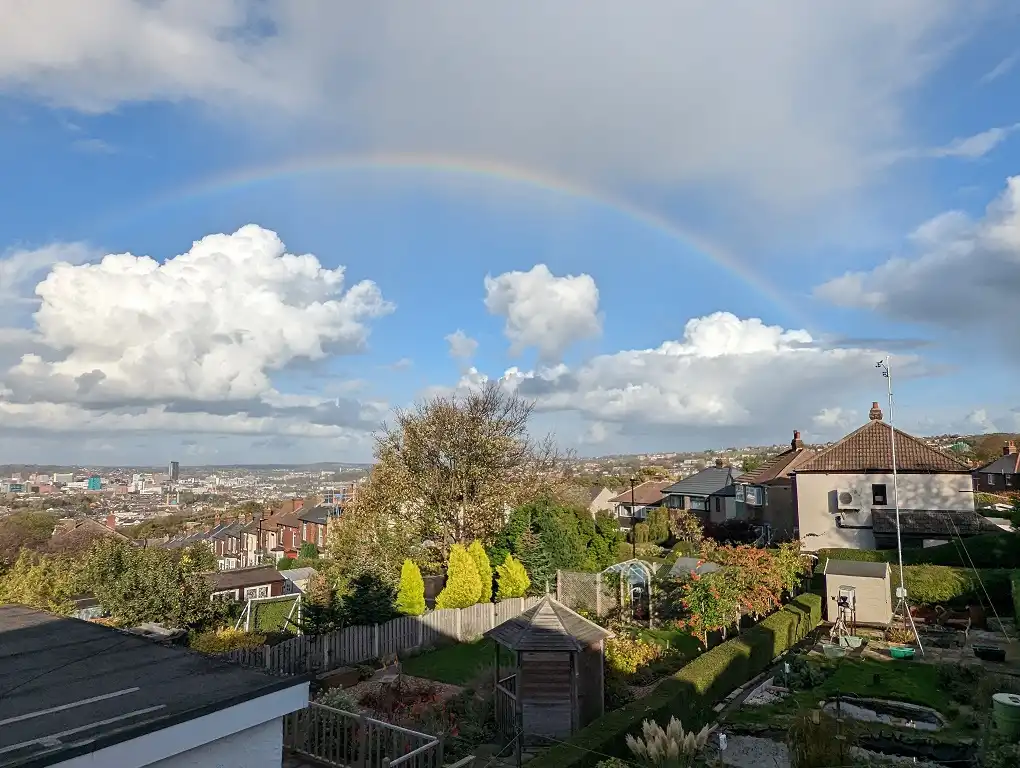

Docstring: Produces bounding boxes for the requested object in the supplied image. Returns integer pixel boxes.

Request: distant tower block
[168,461,180,482]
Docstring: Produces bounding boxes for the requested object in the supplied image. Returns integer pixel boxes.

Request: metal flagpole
[877,356,924,656]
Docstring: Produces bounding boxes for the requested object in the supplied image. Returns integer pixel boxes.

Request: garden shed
[822,559,893,626]
[484,595,613,744]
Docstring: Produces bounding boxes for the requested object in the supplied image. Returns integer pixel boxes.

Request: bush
[189,628,266,654]
[395,559,426,616]
[605,636,663,676]
[527,593,822,768]
[436,544,483,609]
[316,686,361,713]
[495,554,530,599]
[633,522,650,544]
[645,507,670,544]
[1013,573,1020,620]
[467,540,493,603]
[342,572,397,625]
[299,542,320,559]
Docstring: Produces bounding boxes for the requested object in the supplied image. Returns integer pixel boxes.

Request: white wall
[146,719,281,768]
[796,472,975,551]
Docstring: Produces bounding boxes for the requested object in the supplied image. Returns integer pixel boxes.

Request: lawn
[637,627,702,657]
[401,639,495,686]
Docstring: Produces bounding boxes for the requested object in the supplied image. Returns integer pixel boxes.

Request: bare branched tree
[348,381,563,555]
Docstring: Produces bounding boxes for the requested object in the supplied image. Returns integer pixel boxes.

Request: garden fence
[555,570,624,618]
[222,596,542,676]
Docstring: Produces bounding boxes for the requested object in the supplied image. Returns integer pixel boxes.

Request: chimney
[214,513,221,526]
[714,458,725,468]
[105,514,116,531]
[792,430,804,450]
[869,401,883,421]
[1005,441,1017,456]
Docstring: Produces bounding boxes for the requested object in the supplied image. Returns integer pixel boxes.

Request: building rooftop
[0,605,305,767]
[661,465,736,497]
[608,480,672,506]
[484,595,613,652]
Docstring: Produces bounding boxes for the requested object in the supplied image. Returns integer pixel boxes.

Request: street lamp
[630,476,637,558]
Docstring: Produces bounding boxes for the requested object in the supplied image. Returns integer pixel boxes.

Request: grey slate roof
[279,567,319,583]
[977,452,1020,475]
[484,596,613,651]
[871,509,1002,537]
[822,559,890,579]
[669,557,723,579]
[661,466,737,497]
[297,504,330,525]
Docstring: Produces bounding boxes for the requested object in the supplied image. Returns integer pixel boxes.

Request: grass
[401,639,495,686]
[637,627,702,657]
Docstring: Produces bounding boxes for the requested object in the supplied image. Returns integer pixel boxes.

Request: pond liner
[726,723,977,764]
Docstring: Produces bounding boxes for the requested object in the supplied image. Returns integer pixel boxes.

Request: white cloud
[449,312,910,445]
[0,225,393,447]
[0,242,95,300]
[814,175,1020,343]
[928,124,1020,159]
[980,52,1018,84]
[484,264,601,362]
[445,329,478,359]
[0,2,980,209]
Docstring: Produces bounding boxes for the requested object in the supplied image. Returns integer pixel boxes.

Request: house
[208,521,244,570]
[208,564,286,601]
[660,460,738,523]
[48,515,129,554]
[793,401,989,550]
[0,604,308,768]
[587,486,620,517]
[734,430,816,538]
[607,481,671,530]
[297,504,331,552]
[974,441,1020,494]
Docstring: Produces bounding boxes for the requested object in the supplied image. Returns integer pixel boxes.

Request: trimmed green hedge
[891,565,1013,610]
[1013,574,1020,621]
[528,593,823,768]
[816,532,1020,570]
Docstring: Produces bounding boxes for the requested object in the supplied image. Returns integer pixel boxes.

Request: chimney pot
[869,401,883,421]
[792,430,804,449]
[714,458,724,467]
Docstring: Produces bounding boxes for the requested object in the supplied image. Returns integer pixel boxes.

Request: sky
[2,1,1020,466]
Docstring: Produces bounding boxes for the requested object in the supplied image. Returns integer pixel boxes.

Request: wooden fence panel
[378,615,419,658]
[460,603,493,640]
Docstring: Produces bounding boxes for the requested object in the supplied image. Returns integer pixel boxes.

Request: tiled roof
[207,565,285,591]
[661,466,736,497]
[977,452,1020,475]
[871,509,1003,536]
[795,420,969,473]
[608,481,672,506]
[737,447,816,484]
[484,595,613,651]
[297,504,330,525]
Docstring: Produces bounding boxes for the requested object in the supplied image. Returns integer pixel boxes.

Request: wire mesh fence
[555,570,625,618]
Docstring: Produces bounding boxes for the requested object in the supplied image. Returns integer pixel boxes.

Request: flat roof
[0,605,306,768]
[822,559,890,579]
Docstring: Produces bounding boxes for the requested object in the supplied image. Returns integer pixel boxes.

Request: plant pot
[838,635,863,649]
[974,645,1006,663]
[821,643,847,659]
[889,646,915,660]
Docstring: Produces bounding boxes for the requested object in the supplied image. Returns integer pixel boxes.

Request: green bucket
[992,693,1020,741]
[889,646,915,660]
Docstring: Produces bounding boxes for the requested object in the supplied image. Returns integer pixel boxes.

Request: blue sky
[2,1,1020,465]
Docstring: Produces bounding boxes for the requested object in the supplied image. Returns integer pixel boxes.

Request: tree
[288,577,343,635]
[674,570,740,649]
[436,544,483,609]
[82,539,215,629]
[395,559,426,615]
[669,509,704,543]
[495,554,530,599]
[467,540,493,603]
[741,454,768,474]
[341,572,397,625]
[645,507,670,544]
[325,495,419,588]
[362,381,559,550]
[0,511,59,565]
[0,549,81,614]
[298,542,319,560]
[514,529,552,594]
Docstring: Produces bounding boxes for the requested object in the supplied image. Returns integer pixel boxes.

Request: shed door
[520,651,573,738]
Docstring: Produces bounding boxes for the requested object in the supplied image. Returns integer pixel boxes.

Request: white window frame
[688,497,708,512]
[244,585,270,600]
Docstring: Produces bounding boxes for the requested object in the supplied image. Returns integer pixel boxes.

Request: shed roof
[669,557,723,579]
[484,596,613,652]
[207,565,285,592]
[871,509,1002,537]
[822,559,890,579]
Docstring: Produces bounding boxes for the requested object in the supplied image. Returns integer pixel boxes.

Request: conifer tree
[435,544,482,609]
[395,559,426,616]
[467,540,493,603]
[495,554,531,599]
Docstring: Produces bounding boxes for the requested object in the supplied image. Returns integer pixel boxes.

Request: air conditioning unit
[836,489,861,510]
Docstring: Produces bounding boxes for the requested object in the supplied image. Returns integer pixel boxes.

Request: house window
[318,525,324,547]
[665,494,685,510]
[688,497,708,511]
[872,484,888,506]
[302,522,308,541]
[244,585,270,600]
[987,473,998,486]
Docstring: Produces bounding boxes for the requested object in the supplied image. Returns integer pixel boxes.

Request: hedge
[890,565,1014,611]
[816,532,1020,570]
[527,593,822,768]
[1013,573,1020,622]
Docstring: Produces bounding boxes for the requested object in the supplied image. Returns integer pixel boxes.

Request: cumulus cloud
[448,312,913,445]
[0,225,393,445]
[445,330,478,360]
[0,242,95,301]
[0,2,980,209]
[484,265,600,362]
[815,176,1020,347]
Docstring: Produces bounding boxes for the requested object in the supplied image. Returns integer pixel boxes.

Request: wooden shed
[484,595,613,744]
[822,559,893,626]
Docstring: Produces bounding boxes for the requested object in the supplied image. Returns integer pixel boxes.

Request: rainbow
[132,151,805,323]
